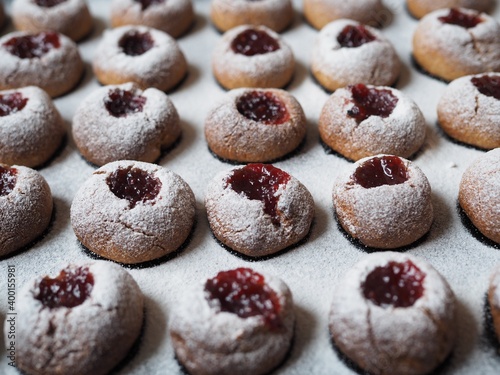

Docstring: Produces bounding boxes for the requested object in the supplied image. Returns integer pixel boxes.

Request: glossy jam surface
[0,166,17,197]
[104,89,147,118]
[438,8,483,28]
[362,260,426,308]
[347,84,398,123]
[236,91,289,124]
[3,32,61,59]
[119,31,154,56]
[0,92,28,117]
[35,0,67,7]
[227,164,290,225]
[134,0,165,10]
[337,24,376,48]
[205,268,282,329]
[35,267,94,309]
[354,156,408,189]
[107,166,161,208]
[471,75,500,100]
[231,29,280,56]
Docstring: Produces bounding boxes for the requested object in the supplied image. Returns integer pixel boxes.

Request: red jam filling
[107,166,161,208]
[347,84,398,123]
[337,24,376,48]
[362,260,426,308]
[119,31,154,56]
[0,92,28,117]
[226,164,290,225]
[0,166,17,197]
[3,32,61,59]
[35,0,67,7]
[471,75,500,100]
[438,8,483,28]
[354,155,408,189]
[104,89,147,118]
[134,0,165,10]
[35,266,94,309]
[231,29,280,56]
[204,268,282,329]
[236,91,289,125]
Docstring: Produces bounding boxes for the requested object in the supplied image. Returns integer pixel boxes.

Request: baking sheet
[1,0,500,374]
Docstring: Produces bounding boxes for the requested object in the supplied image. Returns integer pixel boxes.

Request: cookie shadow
[159,119,196,165]
[283,304,317,369]
[286,59,308,91]
[457,200,499,249]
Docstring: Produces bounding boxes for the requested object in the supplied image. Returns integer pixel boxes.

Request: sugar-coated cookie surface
[12,0,93,42]
[210,0,293,32]
[329,252,456,375]
[333,155,433,249]
[304,0,384,30]
[0,31,83,97]
[110,0,194,38]
[73,82,180,166]
[413,7,500,82]
[70,160,195,264]
[170,268,295,375]
[205,88,306,162]
[407,0,492,19]
[6,261,144,375]
[311,19,400,92]
[212,25,295,89]
[0,164,53,258]
[319,84,426,161]
[438,73,500,149]
[0,86,65,167]
[205,163,314,257]
[459,148,500,244]
[93,25,187,92]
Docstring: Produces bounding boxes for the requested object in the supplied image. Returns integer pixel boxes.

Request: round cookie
[488,264,500,343]
[0,31,84,97]
[311,19,400,92]
[205,88,306,162]
[212,25,295,90]
[93,25,187,92]
[0,86,65,167]
[304,0,384,30]
[71,160,196,264]
[459,148,500,244]
[329,252,456,375]
[12,0,93,42]
[8,261,144,375]
[72,82,181,166]
[413,8,500,82]
[319,84,426,161]
[0,164,53,257]
[438,73,500,149]
[110,0,194,38]
[170,267,295,375]
[205,163,314,257]
[407,0,492,19]
[333,155,433,249]
[210,0,293,33]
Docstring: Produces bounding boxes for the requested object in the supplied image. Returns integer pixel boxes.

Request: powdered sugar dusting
[169,270,294,375]
[92,25,187,91]
[212,25,295,89]
[438,73,500,149]
[319,85,426,160]
[311,19,400,90]
[329,252,456,375]
[205,87,306,162]
[70,160,195,264]
[205,165,314,257]
[333,155,433,248]
[72,82,180,166]
[10,261,143,375]
[0,86,65,167]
